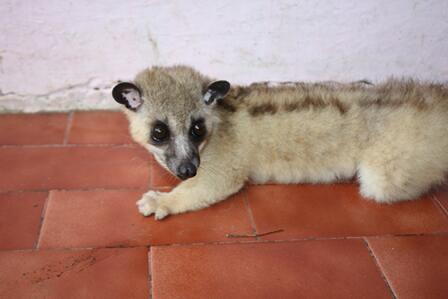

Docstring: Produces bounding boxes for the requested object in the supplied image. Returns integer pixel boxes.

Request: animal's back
[224,79,448,192]
[356,80,448,201]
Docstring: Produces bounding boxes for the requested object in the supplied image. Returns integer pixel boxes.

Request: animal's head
[112,65,230,180]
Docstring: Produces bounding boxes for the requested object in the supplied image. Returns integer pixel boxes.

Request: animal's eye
[151,122,170,143]
[190,120,207,142]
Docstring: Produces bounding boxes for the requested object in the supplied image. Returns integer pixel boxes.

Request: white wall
[1,0,447,112]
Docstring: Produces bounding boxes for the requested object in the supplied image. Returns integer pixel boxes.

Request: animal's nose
[177,162,197,180]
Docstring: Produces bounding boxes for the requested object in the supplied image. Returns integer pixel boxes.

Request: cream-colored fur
[116,66,448,220]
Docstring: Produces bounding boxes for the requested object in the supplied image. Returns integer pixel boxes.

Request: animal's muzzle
[176,162,197,180]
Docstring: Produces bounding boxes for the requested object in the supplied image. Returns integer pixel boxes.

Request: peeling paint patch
[0,78,119,113]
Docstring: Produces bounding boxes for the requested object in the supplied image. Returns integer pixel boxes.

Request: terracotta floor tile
[0,192,47,250]
[247,184,448,240]
[151,239,390,299]
[38,189,253,248]
[0,247,149,299]
[368,235,448,299]
[0,113,68,145]
[150,161,181,188]
[0,147,150,191]
[68,111,135,144]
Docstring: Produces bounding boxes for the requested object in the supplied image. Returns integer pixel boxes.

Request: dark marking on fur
[227,86,252,101]
[354,79,374,85]
[283,95,327,112]
[282,96,348,115]
[249,103,278,116]
[249,82,270,89]
[304,95,326,109]
[359,97,428,110]
[357,79,446,110]
[330,98,349,114]
[283,102,300,112]
[217,99,237,113]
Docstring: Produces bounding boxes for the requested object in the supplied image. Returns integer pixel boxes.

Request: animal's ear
[202,80,231,105]
[112,82,143,111]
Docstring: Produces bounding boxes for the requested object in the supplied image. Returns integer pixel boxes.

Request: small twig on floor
[226,229,284,238]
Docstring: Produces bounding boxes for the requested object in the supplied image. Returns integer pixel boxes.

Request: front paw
[154,205,169,220]
[136,191,170,220]
[136,191,160,216]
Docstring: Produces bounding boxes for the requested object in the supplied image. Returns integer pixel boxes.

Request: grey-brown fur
[112,65,448,220]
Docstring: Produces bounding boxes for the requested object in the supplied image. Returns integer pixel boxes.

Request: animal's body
[112,65,448,220]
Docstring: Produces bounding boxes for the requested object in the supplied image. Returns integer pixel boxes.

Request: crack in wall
[147,30,160,63]
[1,78,112,98]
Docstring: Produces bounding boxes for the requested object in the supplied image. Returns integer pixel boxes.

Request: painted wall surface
[0,0,447,112]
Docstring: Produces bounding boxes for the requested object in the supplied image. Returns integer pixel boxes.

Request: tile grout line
[34,191,52,249]
[1,245,149,254]
[362,238,398,299]
[0,143,138,148]
[4,231,448,253]
[432,194,448,218]
[242,191,260,237]
[148,162,153,189]
[1,237,357,253]
[0,187,147,194]
[62,111,74,145]
[147,248,153,299]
